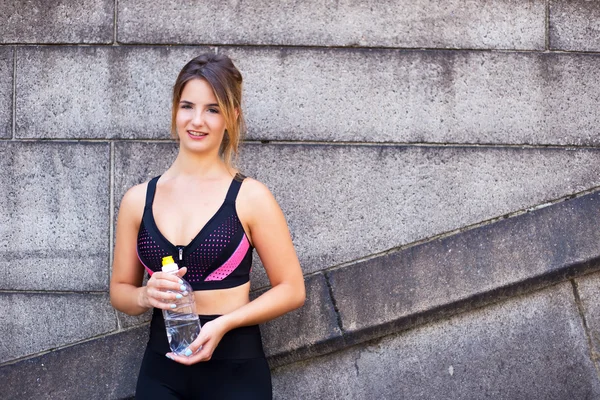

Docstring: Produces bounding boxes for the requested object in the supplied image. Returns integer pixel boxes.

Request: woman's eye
[207,108,219,114]
[180,104,192,109]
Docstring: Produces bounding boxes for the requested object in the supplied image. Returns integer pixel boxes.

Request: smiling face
[171,53,246,167]
[175,78,227,156]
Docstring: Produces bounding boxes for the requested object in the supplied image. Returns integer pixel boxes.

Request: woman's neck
[166,149,233,180]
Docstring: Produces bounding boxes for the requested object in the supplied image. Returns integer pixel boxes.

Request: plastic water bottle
[161,256,201,356]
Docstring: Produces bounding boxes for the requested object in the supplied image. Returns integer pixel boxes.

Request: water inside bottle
[164,314,201,355]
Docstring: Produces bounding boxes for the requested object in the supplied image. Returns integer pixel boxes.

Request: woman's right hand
[139,267,188,310]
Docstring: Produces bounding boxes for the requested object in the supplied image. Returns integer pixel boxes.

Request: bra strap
[224,174,245,204]
[145,176,161,209]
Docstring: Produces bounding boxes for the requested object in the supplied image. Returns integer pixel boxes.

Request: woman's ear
[235,108,240,120]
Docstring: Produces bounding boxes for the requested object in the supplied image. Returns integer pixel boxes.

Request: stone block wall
[1,1,600,399]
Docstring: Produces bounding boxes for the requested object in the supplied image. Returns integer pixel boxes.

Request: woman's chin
[180,141,219,156]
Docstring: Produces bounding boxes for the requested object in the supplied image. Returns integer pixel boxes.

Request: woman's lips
[188,130,207,139]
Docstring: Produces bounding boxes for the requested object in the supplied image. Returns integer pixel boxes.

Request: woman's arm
[223,178,306,325]
[169,178,305,363]
[110,184,185,315]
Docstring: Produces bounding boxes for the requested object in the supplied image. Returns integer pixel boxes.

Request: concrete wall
[1,1,600,399]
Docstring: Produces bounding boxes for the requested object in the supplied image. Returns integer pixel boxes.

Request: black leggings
[136,313,272,400]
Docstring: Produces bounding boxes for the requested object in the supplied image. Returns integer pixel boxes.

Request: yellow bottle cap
[162,256,175,266]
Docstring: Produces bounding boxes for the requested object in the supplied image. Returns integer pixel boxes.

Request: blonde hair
[171,53,246,167]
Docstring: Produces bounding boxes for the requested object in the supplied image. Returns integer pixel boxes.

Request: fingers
[149,272,187,292]
[166,346,211,365]
[150,271,185,289]
[144,287,183,310]
[165,333,213,365]
[144,271,189,310]
[186,331,208,356]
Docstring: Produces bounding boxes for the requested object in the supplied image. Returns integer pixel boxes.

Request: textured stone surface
[258,274,342,365]
[0,326,147,400]
[272,283,600,399]
[0,142,109,291]
[550,0,600,51]
[0,293,117,363]
[574,272,600,367]
[117,308,153,330]
[0,47,12,138]
[0,0,113,44]
[222,48,600,145]
[15,46,211,139]
[329,189,600,337]
[115,142,600,290]
[113,142,178,197]
[0,142,110,291]
[118,0,544,50]
[19,47,600,144]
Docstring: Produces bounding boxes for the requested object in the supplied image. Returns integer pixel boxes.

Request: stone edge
[269,188,600,366]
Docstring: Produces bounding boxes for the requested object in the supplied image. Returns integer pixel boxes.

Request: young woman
[110,53,305,399]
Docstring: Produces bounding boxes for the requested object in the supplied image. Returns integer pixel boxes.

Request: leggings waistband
[148,308,266,360]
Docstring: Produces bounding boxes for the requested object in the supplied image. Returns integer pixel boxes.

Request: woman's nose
[191,110,203,126]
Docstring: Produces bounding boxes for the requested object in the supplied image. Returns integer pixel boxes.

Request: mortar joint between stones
[12,46,16,140]
[113,0,119,44]
[324,272,345,334]
[570,279,600,379]
[545,0,550,51]
[109,141,118,330]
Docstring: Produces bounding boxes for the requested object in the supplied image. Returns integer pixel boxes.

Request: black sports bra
[136,175,253,291]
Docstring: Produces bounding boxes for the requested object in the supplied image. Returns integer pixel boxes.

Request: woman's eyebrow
[179,100,219,107]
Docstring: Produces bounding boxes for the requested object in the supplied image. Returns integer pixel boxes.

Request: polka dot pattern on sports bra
[185,214,240,283]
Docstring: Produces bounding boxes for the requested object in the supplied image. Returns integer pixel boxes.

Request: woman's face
[176,78,227,155]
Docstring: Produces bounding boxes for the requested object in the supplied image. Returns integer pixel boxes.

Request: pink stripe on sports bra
[136,246,155,277]
[205,234,250,281]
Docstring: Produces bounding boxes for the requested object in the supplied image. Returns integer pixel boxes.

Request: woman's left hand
[166,317,229,365]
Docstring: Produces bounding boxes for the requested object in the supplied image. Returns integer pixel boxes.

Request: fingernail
[170,304,176,309]
[178,279,183,284]
[166,354,173,360]
[176,294,183,299]
[184,348,192,357]
[180,285,186,291]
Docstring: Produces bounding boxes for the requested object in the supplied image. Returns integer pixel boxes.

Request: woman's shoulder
[237,176,282,220]
[122,180,149,202]
[238,176,274,203]
[118,180,152,218]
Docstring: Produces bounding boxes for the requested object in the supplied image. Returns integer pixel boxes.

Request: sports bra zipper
[177,246,184,264]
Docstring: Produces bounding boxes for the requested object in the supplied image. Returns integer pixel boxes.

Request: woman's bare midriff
[193,281,251,315]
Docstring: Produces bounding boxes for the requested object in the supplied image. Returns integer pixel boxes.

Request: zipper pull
[178,247,183,262]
